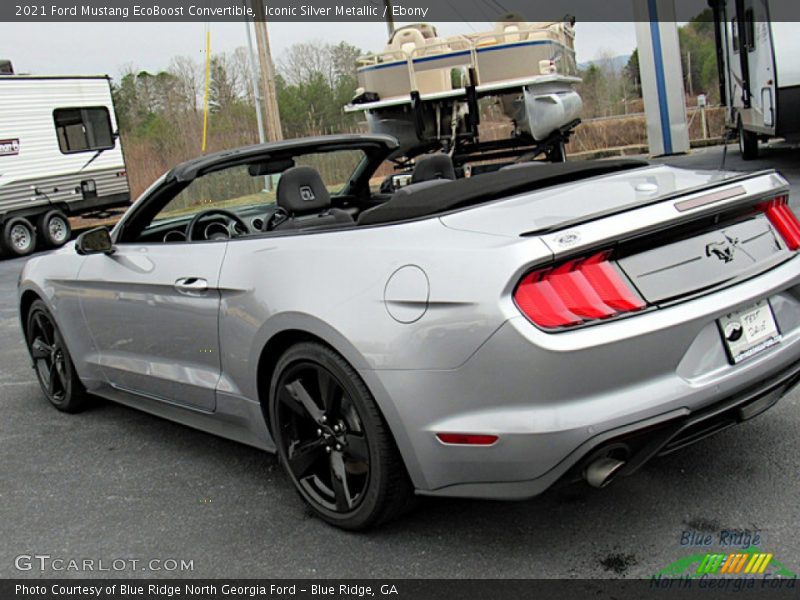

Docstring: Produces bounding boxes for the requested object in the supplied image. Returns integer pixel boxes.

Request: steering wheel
[185,209,250,241]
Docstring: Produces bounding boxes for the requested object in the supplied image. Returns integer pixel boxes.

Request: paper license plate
[719,300,781,364]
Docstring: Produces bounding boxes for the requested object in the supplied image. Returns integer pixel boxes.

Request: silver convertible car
[18,134,800,529]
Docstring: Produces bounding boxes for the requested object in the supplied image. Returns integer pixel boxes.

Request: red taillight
[436,433,499,446]
[759,196,800,250]
[544,260,616,319]
[580,252,647,312]
[514,252,645,329]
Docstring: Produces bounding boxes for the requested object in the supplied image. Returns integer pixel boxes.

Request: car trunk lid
[616,215,790,304]
[494,166,794,328]
[439,165,735,237]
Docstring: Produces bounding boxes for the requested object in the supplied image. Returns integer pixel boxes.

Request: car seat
[269,166,354,231]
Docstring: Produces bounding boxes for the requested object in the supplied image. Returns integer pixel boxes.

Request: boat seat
[385,27,427,56]
[528,22,574,45]
[389,23,438,43]
[496,24,525,43]
[381,26,452,94]
[495,15,530,42]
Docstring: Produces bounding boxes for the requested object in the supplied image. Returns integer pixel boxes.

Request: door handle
[174,277,209,293]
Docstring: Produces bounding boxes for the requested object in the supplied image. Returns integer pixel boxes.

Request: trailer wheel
[1,217,37,257]
[37,210,71,248]
[738,118,759,160]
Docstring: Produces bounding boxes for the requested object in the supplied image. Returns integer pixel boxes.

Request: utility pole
[242,14,266,146]
[383,0,395,38]
[249,0,283,142]
[243,11,270,189]
[686,51,694,98]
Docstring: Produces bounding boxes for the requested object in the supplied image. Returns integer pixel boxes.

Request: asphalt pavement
[1,144,799,579]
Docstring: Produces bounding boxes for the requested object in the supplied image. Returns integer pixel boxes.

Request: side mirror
[75,227,115,256]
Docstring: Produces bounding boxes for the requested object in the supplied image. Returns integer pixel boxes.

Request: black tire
[269,342,416,530]
[738,118,759,160]
[37,210,71,248]
[1,217,37,257]
[25,300,91,413]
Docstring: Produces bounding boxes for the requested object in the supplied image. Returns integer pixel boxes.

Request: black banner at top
[4,0,800,22]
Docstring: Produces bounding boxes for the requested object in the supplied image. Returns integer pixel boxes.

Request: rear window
[53,107,114,154]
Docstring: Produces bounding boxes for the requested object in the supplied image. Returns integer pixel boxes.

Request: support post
[243,4,266,146]
[633,0,690,156]
[250,0,283,142]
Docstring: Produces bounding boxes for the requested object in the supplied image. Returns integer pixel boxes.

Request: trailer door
[713,1,743,128]
[740,0,777,133]
[770,21,800,139]
[720,2,746,125]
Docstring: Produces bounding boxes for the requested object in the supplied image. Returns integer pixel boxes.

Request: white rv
[710,1,800,159]
[0,72,130,256]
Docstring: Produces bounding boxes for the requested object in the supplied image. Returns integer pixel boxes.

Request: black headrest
[277,166,331,215]
[411,154,456,184]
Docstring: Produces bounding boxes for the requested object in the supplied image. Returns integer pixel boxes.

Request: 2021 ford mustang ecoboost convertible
[18,134,800,529]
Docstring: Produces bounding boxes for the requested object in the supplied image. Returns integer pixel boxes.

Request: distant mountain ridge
[578,54,631,73]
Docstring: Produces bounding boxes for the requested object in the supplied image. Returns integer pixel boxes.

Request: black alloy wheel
[278,360,370,512]
[270,343,415,529]
[26,300,90,412]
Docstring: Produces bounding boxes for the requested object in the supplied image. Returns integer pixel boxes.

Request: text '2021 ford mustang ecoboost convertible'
[18,134,800,529]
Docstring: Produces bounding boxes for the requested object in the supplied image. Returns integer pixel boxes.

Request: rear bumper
[421,357,800,500]
[560,356,800,486]
[367,255,800,499]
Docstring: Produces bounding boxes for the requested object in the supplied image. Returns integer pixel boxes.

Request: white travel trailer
[710,1,800,159]
[0,72,130,256]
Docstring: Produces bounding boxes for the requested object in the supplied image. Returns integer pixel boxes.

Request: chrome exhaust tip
[584,457,626,489]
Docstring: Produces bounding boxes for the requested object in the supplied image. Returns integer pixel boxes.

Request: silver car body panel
[18,161,800,499]
[76,242,227,412]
